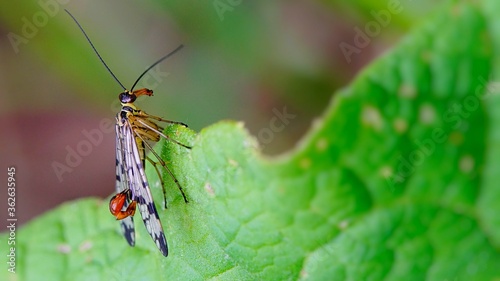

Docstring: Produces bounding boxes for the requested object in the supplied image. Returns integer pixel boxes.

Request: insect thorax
[117,106,163,143]
[116,106,135,125]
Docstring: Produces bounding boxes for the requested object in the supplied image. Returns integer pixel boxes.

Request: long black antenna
[130,44,184,91]
[65,9,126,90]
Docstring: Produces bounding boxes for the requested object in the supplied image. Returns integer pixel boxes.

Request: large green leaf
[3,1,500,280]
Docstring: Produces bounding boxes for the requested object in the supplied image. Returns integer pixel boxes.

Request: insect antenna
[130,44,184,91]
[65,9,126,91]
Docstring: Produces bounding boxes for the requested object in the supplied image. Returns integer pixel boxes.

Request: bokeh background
[0,0,440,225]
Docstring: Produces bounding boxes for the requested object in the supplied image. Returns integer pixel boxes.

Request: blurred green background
[0,0,441,225]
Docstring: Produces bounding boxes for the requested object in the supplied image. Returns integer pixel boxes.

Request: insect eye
[119,92,136,103]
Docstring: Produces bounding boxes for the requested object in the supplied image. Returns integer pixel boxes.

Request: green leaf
[3,1,500,280]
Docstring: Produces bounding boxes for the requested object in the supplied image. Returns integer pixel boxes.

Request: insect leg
[135,118,192,149]
[135,110,189,128]
[136,130,189,205]
[146,156,169,209]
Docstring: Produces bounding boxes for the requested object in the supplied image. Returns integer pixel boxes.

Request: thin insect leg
[149,116,189,128]
[135,130,167,167]
[135,131,169,207]
[146,156,169,209]
[156,158,189,204]
[136,131,189,204]
[135,118,192,149]
[136,111,189,127]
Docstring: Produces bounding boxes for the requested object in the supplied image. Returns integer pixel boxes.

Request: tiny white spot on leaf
[205,182,215,197]
[300,158,311,169]
[228,159,238,167]
[361,106,383,131]
[419,104,437,125]
[316,138,328,151]
[338,220,349,230]
[459,155,474,173]
[379,166,393,179]
[399,84,417,99]
[57,244,71,254]
[393,118,408,134]
[485,81,500,98]
[79,241,93,252]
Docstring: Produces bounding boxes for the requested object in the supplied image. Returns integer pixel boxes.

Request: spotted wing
[123,119,169,256]
[115,122,135,246]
